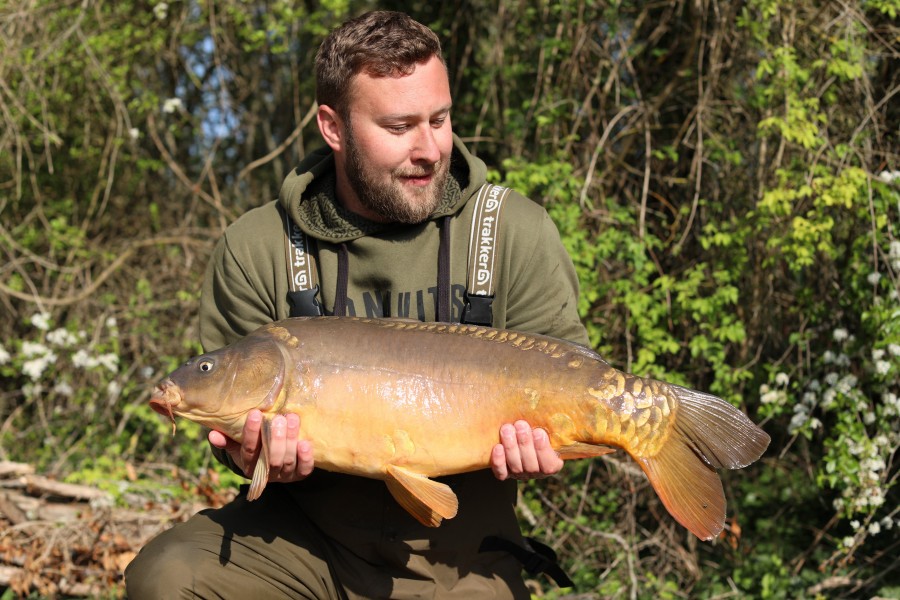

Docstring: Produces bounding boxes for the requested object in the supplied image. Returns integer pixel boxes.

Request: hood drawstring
[437,216,452,323]
[331,218,452,322]
[333,243,349,317]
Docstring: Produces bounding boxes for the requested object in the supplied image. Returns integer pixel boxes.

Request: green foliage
[2,0,899,597]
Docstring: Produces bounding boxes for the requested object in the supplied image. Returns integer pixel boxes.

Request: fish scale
[150,316,770,539]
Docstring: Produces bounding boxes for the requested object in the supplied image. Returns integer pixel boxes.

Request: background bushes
[1,0,898,596]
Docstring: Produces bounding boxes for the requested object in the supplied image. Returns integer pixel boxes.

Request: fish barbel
[150,317,769,540]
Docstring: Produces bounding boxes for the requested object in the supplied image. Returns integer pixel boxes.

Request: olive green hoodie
[197,135,588,597]
[200,135,587,350]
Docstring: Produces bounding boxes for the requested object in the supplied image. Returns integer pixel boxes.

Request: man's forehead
[347,59,451,115]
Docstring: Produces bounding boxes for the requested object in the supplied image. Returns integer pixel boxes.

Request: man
[126,11,589,599]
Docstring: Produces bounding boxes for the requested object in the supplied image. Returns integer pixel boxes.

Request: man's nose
[410,124,441,164]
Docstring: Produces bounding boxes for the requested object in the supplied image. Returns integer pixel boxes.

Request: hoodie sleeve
[496,196,590,347]
[199,203,286,352]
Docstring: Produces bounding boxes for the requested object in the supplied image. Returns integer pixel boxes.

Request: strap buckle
[460,292,494,327]
[287,285,323,317]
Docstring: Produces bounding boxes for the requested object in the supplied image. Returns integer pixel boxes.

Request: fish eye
[198,360,214,373]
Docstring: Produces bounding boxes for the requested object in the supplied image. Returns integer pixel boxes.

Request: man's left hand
[491,420,563,481]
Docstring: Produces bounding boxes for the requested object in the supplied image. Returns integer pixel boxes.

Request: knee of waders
[125,536,210,598]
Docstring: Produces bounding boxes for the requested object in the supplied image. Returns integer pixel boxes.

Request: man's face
[337,55,454,224]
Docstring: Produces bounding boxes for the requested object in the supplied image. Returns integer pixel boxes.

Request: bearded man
[126,11,588,599]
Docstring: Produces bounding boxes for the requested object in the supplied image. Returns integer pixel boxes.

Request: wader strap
[280,204,323,317]
[462,183,511,327]
[479,535,574,589]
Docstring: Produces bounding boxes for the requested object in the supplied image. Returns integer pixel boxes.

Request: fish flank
[154,316,770,540]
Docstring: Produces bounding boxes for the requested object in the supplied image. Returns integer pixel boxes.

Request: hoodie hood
[278,134,487,243]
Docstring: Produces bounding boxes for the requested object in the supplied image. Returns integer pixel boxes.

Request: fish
[149,316,770,540]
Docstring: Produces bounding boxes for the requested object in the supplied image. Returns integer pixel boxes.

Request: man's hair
[315,11,445,118]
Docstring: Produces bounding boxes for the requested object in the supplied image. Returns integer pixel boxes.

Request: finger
[490,443,509,480]
[499,423,522,473]
[208,429,230,449]
[280,414,300,472]
[267,414,287,471]
[240,410,263,472]
[533,427,563,475]
[296,439,315,478]
[514,420,540,474]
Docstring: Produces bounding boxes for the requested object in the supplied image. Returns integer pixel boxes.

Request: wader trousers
[124,481,530,599]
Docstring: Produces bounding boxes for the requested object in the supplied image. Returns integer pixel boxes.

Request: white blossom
[31,312,51,331]
[47,328,80,348]
[153,2,168,20]
[96,353,119,372]
[22,341,50,358]
[0,345,10,365]
[821,388,837,409]
[836,374,858,394]
[875,360,891,375]
[775,372,790,386]
[761,388,784,405]
[53,382,74,397]
[842,536,855,548]
[889,344,900,357]
[833,328,849,342]
[877,170,900,183]
[890,240,900,258]
[22,352,57,380]
[72,349,98,369]
[868,272,882,285]
[128,127,140,140]
[162,97,182,114]
[872,349,886,361]
[789,410,808,432]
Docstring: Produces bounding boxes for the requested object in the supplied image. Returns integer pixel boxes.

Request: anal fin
[385,465,459,527]
[557,442,617,460]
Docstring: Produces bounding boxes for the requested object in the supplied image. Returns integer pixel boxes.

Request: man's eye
[387,125,409,133]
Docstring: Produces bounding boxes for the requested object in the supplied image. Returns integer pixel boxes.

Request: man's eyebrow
[379,104,453,121]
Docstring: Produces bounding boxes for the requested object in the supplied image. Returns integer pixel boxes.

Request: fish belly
[276,319,599,480]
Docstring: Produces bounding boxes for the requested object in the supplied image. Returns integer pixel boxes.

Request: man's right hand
[208,409,315,483]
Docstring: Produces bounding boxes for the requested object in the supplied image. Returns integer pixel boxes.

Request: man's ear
[317,105,344,152]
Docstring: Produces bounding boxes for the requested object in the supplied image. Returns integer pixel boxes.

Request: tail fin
[637,385,770,540]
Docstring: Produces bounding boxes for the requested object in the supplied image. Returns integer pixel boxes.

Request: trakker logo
[469,185,509,296]
[289,222,313,290]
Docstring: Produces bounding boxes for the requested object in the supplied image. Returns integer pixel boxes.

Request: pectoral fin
[556,442,617,460]
[384,465,459,527]
[247,418,272,501]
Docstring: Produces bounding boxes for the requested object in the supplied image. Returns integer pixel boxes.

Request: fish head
[149,333,287,440]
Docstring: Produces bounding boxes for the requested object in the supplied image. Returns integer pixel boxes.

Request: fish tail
[636,385,770,540]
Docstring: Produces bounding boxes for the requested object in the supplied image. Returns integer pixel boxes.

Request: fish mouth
[150,378,183,434]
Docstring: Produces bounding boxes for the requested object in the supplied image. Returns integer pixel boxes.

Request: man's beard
[345,127,449,224]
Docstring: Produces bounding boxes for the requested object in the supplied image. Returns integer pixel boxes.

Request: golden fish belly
[273,319,670,479]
